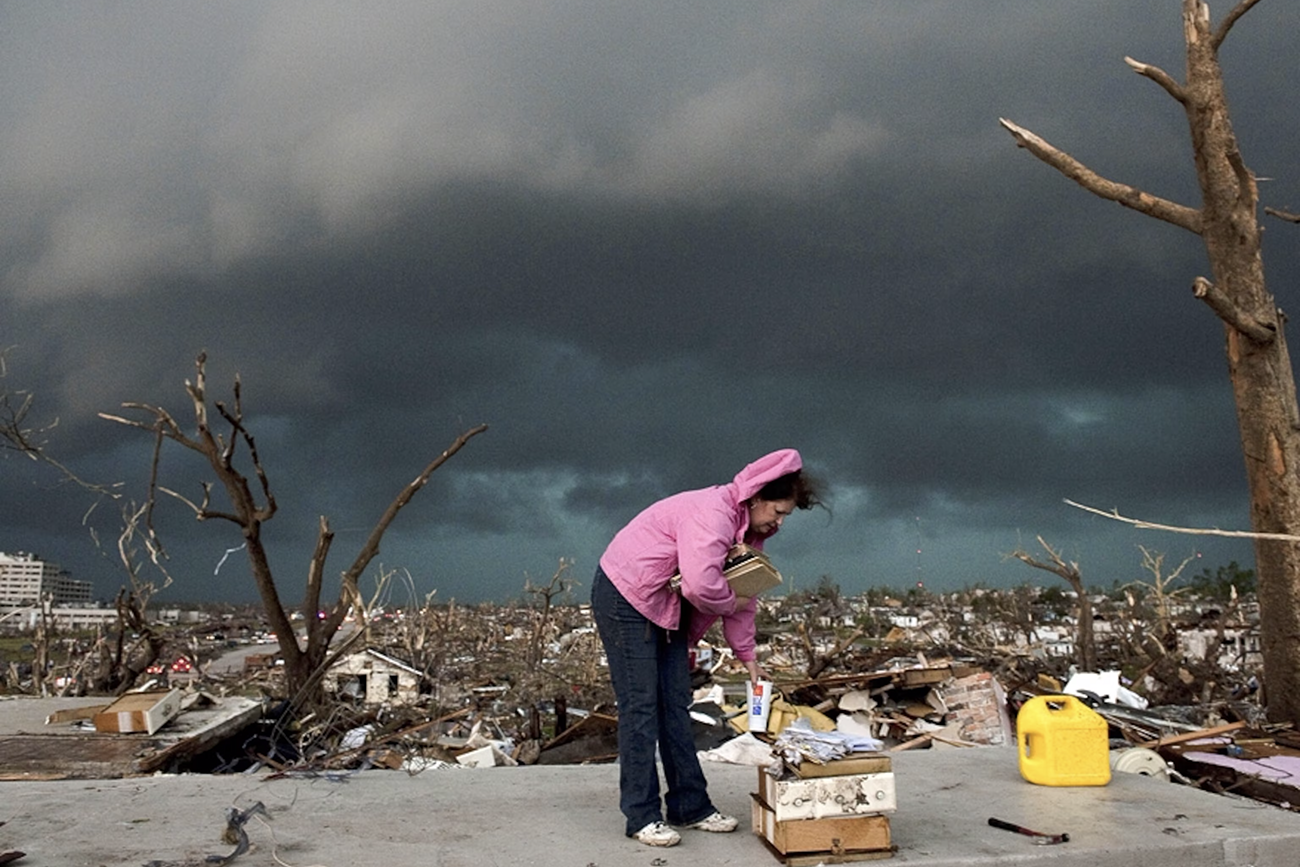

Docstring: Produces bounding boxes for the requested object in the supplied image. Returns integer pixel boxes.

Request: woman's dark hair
[755,470,826,511]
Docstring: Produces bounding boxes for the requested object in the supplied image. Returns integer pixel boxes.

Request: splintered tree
[84,498,173,695]
[1130,546,1198,653]
[2,348,166,693]
[524,558,575,669]
[101,353,487,706]
[1000,0,1300,724]
[1010,536,1097,671]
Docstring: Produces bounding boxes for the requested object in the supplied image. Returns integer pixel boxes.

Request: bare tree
[1001,0,1300,724]
[2,349,168,694]
[1129,546,1197,651]
[101,353,487,705]
[75,499,174,695]
[30,593,52,695]
[1009,536,1096,671]
[523,558,575,669]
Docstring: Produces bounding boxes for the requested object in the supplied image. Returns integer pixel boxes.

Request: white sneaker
[633,821,682,847]
[684,811,739,833]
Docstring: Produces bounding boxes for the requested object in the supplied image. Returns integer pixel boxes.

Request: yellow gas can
[1016,694,1111,786]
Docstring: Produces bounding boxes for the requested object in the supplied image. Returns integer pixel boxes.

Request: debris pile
[747,658,1011,750]
[6,588,1300,820]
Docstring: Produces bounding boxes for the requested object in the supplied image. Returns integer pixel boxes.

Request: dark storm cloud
[2,1,1294,603]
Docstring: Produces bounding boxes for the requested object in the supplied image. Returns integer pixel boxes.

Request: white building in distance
[4,606,119,632]
[0,551,95,607]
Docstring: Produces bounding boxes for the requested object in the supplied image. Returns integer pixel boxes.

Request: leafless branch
[341,423,490,585]
[1264,207,1300,223]
[104,351,491,706]
[1191,276,1277,343]
[140,420,169,562]
[525,558,576,667]
[1008,535,1078,581]
[314,422,491,656]
[1007,535,1096,670]
[998,118,1203,233]
[1,350,122,497]
[1123,56,1186,103]
[1212,0,1263,51]
[1064,498,1300,542]
[303,515,335,624]
[101,402,194,447]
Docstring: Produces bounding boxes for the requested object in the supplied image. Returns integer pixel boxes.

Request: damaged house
[326,648,427,706]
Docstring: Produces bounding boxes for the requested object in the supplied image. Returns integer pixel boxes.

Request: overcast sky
[3,2,1297,607]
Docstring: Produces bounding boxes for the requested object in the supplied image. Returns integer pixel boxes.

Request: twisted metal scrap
[209,802,270,865]
[141,801,270,867]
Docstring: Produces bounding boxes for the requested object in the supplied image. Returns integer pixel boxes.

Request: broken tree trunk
[101,353,489,707]
[1001,0,1300,726]
[1010,536,1097,671]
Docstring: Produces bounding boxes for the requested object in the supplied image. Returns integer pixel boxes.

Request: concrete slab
[0,694,264,780]
[1,745,1297,866]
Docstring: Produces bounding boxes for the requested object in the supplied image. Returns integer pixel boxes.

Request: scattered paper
[773,717,883,766]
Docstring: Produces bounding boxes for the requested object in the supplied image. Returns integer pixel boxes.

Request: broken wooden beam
[1137,721,1246,750]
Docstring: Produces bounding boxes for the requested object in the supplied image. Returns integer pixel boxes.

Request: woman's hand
[743,659,773,682]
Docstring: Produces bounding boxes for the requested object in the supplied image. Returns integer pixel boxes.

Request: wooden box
[751,793,891,856]
[93,689,182,735]
[760,767,897,820]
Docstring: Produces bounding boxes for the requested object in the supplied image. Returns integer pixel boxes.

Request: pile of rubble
[5,588,1300,823]
[5,640,1300,819]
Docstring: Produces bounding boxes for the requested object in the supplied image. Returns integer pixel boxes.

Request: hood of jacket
[730,448,803,503]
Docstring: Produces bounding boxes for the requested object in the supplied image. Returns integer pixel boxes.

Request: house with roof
[325,647,427,705]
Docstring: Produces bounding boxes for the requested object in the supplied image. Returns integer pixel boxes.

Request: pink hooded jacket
[597,448,803,662]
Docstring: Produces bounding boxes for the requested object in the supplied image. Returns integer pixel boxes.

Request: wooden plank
[1137,721,1246,749]
[1168,750,1300,811]
[3,696,264,778]
[902,668,949,686]
[542,712,618,750]
[888,733,934,752]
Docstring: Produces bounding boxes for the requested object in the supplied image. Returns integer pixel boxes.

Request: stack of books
[669,544,782,597]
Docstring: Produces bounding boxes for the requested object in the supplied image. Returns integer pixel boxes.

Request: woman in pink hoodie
[592,448,823,847]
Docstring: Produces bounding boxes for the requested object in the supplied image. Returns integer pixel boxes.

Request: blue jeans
[591,567,716,835]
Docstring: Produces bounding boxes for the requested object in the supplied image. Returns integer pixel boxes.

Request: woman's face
[748,497,796,535]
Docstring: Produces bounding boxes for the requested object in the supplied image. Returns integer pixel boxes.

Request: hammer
[988,817,1069,845]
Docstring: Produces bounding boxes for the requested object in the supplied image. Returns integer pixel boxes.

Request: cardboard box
[790,753,892,778]
[760,767,897,820]
[92,689,182,735]
[751,793,892,855]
